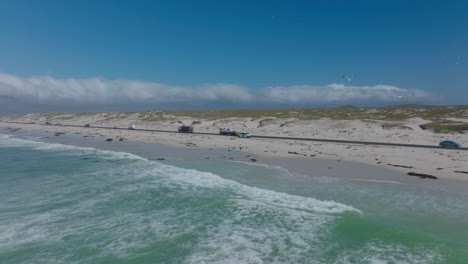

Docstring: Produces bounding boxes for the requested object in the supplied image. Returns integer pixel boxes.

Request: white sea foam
[88,160,361,262]
[345,178,401,184]
[0,133,364,263]
[334,240,444,264]
[229,160,271,168]
[0,212,56,249]
[0,133,361,215]
[0,133,145,161]
[186,198,334,264]
[137,162,361,215]
[1,133,459,263]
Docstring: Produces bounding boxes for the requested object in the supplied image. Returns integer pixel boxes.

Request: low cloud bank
[0,73,440,113]
[261,84,437,103]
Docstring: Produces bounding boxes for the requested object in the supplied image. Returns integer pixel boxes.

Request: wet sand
[3,127,464,187]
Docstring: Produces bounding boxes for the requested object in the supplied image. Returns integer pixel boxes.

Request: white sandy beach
[1,110,467,182]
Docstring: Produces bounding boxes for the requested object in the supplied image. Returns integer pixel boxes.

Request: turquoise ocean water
[0,133,467,263]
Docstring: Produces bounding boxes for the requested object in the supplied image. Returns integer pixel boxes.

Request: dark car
[439,141,461,148]
[178,125,193,133]
[85,124,90,127]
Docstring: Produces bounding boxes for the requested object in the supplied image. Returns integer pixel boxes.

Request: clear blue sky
[0,0,467,111]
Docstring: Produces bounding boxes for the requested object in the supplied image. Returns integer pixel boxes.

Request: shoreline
[1,124,466,186]
[1,106,467,183]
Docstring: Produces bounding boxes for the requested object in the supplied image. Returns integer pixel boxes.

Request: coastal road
[2,121,467,151]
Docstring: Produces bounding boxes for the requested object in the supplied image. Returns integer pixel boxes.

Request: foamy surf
[149,163,361,215]
[1,133,464,263]
[345,178,402,184]
[0,133,146,161]
[0,134,361,215]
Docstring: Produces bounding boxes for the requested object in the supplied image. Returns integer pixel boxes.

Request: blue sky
[0,0,467,112]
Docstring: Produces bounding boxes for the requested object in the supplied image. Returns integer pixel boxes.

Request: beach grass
[3,105,467,133]
[164,105,468,121]
[420,121,468,133]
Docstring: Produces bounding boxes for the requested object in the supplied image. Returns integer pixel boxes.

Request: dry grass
[3,105,467,134]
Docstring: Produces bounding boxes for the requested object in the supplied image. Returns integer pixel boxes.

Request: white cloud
[0,73,254,105]
[197,84,254,102]
[260,84,440,103]
[0,72,440,112]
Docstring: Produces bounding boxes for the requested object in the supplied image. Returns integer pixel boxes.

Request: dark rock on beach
[388,164,413,169]
[407,172,438,179]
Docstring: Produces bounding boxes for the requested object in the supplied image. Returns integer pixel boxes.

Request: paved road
[2,121,467,151]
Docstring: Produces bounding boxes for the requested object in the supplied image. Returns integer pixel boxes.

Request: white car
[237,131,252,138]
[128,124,136,130]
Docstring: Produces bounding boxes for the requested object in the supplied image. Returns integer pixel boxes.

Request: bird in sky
[342,75,357,82]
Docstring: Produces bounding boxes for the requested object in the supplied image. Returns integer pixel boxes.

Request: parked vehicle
[128,123,136,130]
[45,122,51,125]
[439,141,461,148]
[84,124,90,127]
[236,131,252,138]
[219,128,237,136]
[178,125,193,133]
[56,123,63,126]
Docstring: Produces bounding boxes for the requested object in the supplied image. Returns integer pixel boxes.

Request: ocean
[0,133,467,263]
